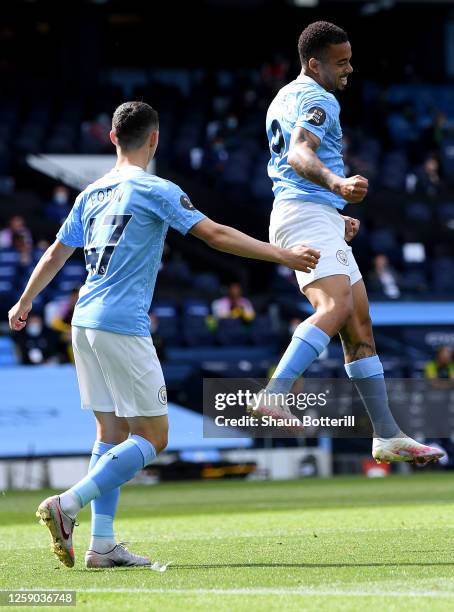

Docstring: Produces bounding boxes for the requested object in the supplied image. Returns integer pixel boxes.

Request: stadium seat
[0,336,18,366]
[183,315,216,347]
[192,272,221,294]
[0,249,20,265]
[405,201,432,222]
[0,265,17,296]
[438,202,454,224]
[216,318,250,346]
[222,151,253,186]
[150,301,180,346]
[250,315,279,346]
[53,263,86,294]
[369,229,398,255]
[182,300,210,317]
[432,257,454,295]
[381,151,408,191]
[440,138,454,177]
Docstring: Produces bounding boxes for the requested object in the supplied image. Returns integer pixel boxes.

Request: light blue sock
[345,355,400,438]
[89,441,120,540]
[267,322,331,394]
[70,435,156,508]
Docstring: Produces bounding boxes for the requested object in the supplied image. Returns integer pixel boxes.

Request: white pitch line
[12,588,454,598]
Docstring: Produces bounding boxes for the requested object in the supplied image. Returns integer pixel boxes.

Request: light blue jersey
[266,74,346,210]
[57,165,205,336]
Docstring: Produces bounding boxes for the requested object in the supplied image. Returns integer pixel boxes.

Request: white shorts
[269,200,362,292]
[72,326,168,418]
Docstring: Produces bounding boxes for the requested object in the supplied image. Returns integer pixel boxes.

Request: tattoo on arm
[289,127,340,193]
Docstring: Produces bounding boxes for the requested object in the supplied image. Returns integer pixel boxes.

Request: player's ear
[149,129,159,148]
[308,57,320,74]
[110,130,118,147]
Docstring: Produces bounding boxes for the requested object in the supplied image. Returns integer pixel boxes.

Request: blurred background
[1,0,454,489]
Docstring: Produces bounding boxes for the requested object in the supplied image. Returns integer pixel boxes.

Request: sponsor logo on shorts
[158,385,167,405]
[336,250,349,266]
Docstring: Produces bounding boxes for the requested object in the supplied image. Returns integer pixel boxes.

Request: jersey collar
[109,165,146,176]
[296,73,325,92]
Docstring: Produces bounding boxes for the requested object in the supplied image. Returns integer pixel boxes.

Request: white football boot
[85,542,151,568]
[36,495,77,567]
[246,388,305,432]
[373,435,445,465]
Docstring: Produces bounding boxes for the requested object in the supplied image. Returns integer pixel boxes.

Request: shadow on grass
[74,560,454,572]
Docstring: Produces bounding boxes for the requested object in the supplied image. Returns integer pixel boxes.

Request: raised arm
[8,241,76,331]
[189,218,320,272]
[288,126,368,204]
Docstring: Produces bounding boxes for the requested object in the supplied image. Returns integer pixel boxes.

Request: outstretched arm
[8,241,76,331]
[288,127,368,204]
[190,218,320,272]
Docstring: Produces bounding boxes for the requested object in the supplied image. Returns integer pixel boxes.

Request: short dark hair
[112,101,159,151]
[298,21,348,65]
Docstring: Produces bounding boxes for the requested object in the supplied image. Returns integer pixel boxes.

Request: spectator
[13,232,33,269]
[424,345,454,380]
[367,254,401,299]
[81,113,111,152]
[212,282,255,322]
[45,185,72,224]
[420,111,448,154]
[12,314,60,365]
[0,215,32,249]
[423,345,454,464]
[202,134,228,179]
[407,155,444,198]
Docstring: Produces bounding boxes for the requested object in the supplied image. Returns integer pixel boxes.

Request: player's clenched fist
[8,299,31,332]
[335,174,368,203]
[283,245,321,273]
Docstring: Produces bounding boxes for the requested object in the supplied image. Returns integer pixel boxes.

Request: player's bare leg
[95,411,129,445]
[338,279,444,465]
[85,414,168,568]
[249,275,351,428]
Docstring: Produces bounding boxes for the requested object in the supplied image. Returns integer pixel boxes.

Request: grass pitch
[1,473,454,611]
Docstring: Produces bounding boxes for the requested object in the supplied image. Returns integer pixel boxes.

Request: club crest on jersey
[180,195,194,210]
[336,250,349,266]
[158,385,167,405]
[305,106,326,126]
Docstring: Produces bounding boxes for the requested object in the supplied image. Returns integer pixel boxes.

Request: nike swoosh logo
[56,505,71,540]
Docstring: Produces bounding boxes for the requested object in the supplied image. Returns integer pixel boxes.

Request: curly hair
[298,21,348,65]
[112,101,159,151]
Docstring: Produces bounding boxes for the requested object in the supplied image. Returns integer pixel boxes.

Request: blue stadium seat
[405,201,432,222]
[0,249,20,265]
[216,318,250,346]
[441,138,454,177]
[167,345,276,366]
[438,202,454,223]
[222,151,253,186]
[250,315,279,346]
[0,264,17,281]
[369,229,398,255]
[53,263,86,293]
[161,363,196,388]
[381,151,408,190]
[182,300,210,317]
[151,301,179,345]
[192,272,220,294]
[432,257,454,295]
[183,315,216,347]
[0,336,18,366]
